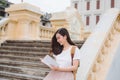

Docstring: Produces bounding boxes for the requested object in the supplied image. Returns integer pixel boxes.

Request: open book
[40,55,58,68]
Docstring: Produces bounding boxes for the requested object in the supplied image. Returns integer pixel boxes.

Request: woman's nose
[57,39,59,42]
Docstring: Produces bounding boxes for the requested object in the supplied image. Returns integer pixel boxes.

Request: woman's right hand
[50,65,59,71]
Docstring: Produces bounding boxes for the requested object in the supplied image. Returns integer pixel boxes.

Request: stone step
[0,50,48,57]
[0,40,85,79]
[75,44,83,48]
[0,55,44,62]
[1,43,51,48]
[72,40,85,44]
[1,43,83,49]
[0,71,44,80]
[5,40,51,44]
[2,40,84,48]
[0,59,48,69]
[5,40,84,44]
[0,46,50,52]
[0,78,9,80]
[0,64,50,77]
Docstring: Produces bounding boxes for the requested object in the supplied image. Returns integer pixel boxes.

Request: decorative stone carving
[40,13,52,27]
[114,15,120,32]
[65,7,84,40]
[92,62,100,72]
[111,27,116,35]
[105,38,111,48]
[101,45,107,55]
[97,54,104,63]
[108,32,113,41]
[87,72,96,80]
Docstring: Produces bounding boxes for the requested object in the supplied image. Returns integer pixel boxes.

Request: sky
[8,0,71,13]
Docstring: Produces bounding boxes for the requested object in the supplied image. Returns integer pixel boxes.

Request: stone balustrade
[87,15,120,80]
[76,8,120,80]
[0,18,81,41]
[0,18,9,43]
[40,26,55,40]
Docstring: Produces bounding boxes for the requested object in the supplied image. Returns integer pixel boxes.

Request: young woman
[43,28,80,80]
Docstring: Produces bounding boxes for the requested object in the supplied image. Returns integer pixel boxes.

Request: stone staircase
[0,40,84,80]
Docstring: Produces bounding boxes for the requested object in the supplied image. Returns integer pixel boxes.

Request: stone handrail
[0,18,9,41]
[40,26,55,40]
[77,8,120,80]
[39,26,81,40]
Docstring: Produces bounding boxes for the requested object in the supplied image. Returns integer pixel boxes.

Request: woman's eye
[57,37,60,40]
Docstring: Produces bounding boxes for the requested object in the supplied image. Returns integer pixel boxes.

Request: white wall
[71,0,120,32]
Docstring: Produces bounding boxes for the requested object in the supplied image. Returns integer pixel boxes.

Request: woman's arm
[51,59,79,72]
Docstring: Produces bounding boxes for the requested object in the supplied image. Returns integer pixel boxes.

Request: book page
[41,55,58,68]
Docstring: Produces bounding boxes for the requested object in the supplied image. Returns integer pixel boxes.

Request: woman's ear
[64,35,67,40]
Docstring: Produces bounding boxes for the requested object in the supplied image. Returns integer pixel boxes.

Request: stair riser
[0,74,43,80]
[0,62,48,69]
[0,56,41,62]
[5,40,51,43]
[2,43,51,48]
[0,48,50,52]
[76,44,83,48]
[0,52,46,57]
[0,66,49,77]
[2,44,82,48]
[5,40,84,44]
[2,42,83,48]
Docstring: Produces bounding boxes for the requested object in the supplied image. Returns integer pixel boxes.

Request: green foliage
[0,0,7,7]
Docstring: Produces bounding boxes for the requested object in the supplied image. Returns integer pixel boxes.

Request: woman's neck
[63,42,71,50]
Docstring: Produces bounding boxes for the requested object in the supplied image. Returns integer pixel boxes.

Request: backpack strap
[71,46,76,63]
[71,46,77,80]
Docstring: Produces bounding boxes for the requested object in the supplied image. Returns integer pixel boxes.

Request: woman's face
[56,33,66,45]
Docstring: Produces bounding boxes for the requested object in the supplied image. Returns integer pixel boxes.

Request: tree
[0,0,8,7]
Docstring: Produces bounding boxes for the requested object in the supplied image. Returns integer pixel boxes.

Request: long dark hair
[51,28,75,55]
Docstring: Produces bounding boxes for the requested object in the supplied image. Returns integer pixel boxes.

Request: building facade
[71,0,120,32]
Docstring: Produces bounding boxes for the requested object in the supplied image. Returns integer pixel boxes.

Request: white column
[6,21,17,40]
[16,19,30,40]
[30,22,40,40]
